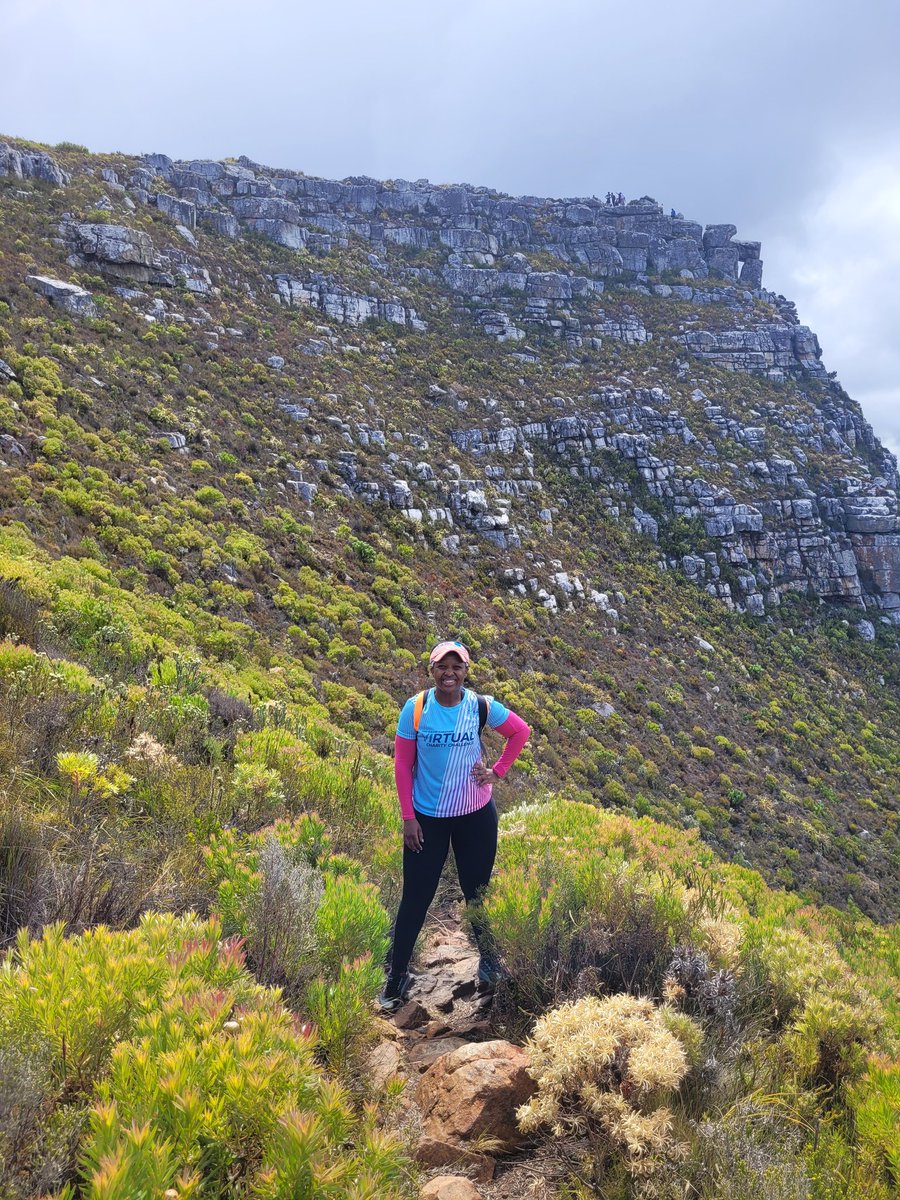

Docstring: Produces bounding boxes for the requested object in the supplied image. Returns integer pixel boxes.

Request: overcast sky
[3,0,899,457]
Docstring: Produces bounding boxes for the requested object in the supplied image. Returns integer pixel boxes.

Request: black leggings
[389,800,499,976]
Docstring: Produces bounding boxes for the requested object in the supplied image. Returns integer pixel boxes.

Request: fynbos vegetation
[0,135,897,1198]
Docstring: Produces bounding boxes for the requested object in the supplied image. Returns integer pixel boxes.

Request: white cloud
[762,144,900,458]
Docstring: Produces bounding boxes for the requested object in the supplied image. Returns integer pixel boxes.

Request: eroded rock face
[138,154,766,293]
[416,1039,536,1150]
[0,143,69,187]
[62,222,160,283]
[681,326,825,379]
[274,273,426,330]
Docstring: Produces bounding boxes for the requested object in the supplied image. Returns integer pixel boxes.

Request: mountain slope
[0,135,898,920]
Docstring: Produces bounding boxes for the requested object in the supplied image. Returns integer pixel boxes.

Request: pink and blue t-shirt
[396,687,510,817]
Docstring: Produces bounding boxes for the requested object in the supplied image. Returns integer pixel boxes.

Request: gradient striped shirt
[396,688,510,817]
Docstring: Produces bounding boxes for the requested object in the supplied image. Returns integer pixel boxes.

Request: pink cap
[429,640,471,666]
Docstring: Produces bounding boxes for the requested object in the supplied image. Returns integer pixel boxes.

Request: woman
[379,640,531,1012]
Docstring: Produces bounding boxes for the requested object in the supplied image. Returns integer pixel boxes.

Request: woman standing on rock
[379,640,531,1012]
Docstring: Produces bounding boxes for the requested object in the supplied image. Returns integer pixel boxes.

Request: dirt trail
[373,904,567,1200]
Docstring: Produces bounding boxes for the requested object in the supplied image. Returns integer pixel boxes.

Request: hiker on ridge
[378,640,531,1012]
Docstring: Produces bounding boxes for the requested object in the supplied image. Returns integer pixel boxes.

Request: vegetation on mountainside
[1,139,897,916]
[0,138,897,1198]
[485,798,897,1196]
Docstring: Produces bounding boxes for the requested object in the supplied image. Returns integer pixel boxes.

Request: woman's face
[430,652,468,700]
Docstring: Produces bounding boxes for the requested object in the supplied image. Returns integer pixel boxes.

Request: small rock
[421,1019,453,1038]
[366,1040,404,1090]
[414,1137,495,1182]
[408,1036,469,1072]
[393,1000,431,1030]
[0,434,27,457]
[26,274,97,319]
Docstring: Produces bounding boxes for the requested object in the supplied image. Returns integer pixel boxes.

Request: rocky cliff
[15,143,892,627]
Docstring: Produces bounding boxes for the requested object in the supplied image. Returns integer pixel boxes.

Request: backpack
[413,688,488,736]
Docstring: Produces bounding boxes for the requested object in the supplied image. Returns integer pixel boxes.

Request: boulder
[63,222,161,282]
[416,1039,536,1150]
[393,1000,431,1030]
[739,258,764,289]
[702,223,737,249]
[155,192,197,229]
[26,275,97,319]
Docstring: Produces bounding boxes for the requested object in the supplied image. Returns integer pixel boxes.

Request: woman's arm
[394,735,417,819]
[489,710,531,778]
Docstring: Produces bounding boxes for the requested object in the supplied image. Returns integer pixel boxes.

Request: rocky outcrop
[0,143,69,187]
[273,273,426,329]
[681,326,825,380]
[443,386,900,619]
[134,155,763,292]
[26,274,97,318]
[10,137,894,622]
[117,155,880,391]
[61,222,160,283]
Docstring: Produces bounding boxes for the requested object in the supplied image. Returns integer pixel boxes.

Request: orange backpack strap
[413,689,427,733]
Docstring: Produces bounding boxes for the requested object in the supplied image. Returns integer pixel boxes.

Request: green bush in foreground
[488,798,895,1198]
[203,818,391,1070]
[0,913,410,1199]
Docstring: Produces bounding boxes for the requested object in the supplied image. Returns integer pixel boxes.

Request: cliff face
[3,141,898,629]
[79,148,898,626]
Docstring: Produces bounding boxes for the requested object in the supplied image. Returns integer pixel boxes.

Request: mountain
[0,131,898,1200]
[2,135,897,918]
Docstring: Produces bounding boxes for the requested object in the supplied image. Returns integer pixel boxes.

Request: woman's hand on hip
[403,818,424,852]
[471,761,497,787]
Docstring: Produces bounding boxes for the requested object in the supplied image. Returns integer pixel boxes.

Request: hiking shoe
[477,954,509,988]
[377,972,412,1013]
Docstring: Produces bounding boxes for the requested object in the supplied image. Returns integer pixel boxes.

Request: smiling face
[430,651,468,704]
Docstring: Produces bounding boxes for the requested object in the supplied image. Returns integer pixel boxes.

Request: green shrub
[0,914,409,1197]
[194,485,225,509]
[485,799,715,1021]
[850,1059,900,1189]
[230,761,286,827]
[305,954,384,1074]
[314,872,391,979]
